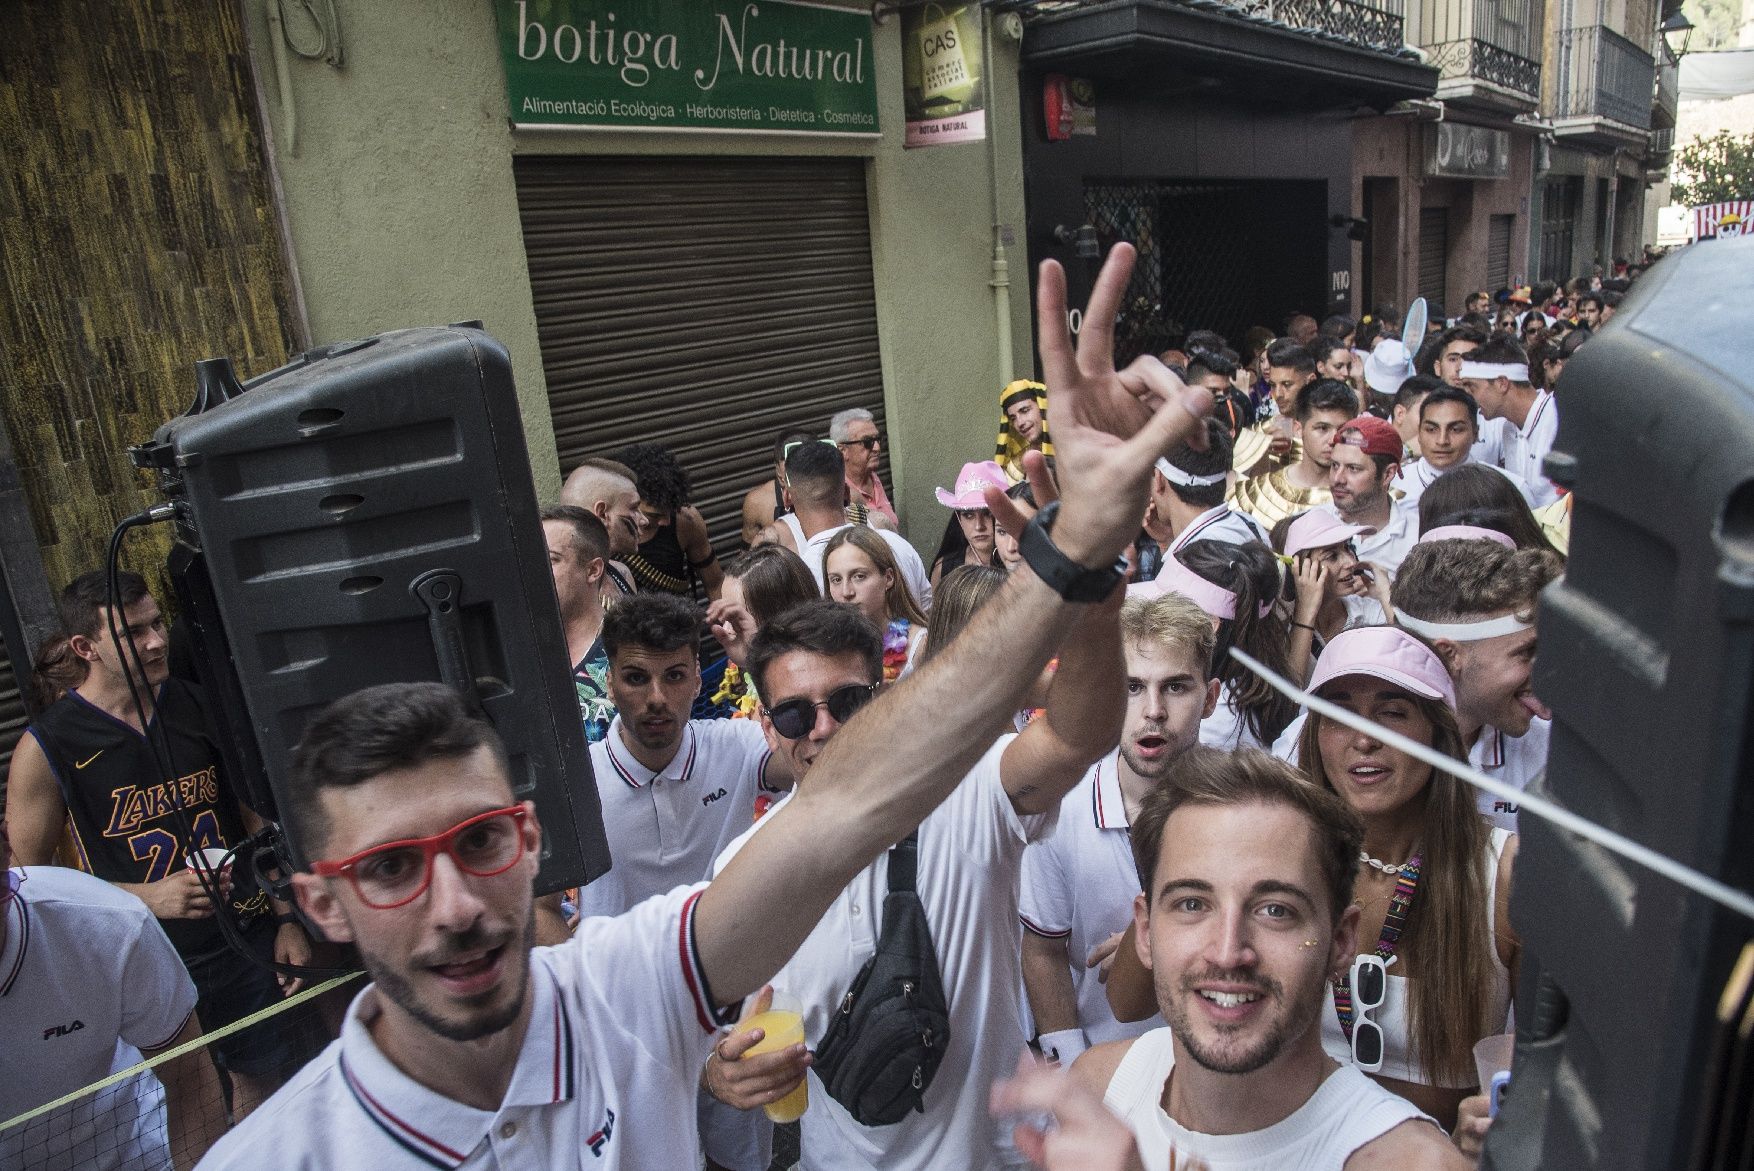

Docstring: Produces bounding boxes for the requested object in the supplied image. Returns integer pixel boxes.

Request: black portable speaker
[135,325,609,894]
[1483,237,1754,1169]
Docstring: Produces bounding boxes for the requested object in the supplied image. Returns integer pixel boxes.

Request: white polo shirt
[577,717,776,920]
[198,885,726,1170]
[1166,505,1269,556]
[1472,417,1509,469]
[1317,499,1418,580]
[1471,717,1550,832]
[714,735,1052,1171]
[1019,753,1157,1048]
[783,516,933,612]
[0,866,196,1171]
[1391,457,1534,510]
[1501,391,1559,507]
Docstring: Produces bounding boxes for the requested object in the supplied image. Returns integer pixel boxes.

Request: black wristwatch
[1019,501,1127,603]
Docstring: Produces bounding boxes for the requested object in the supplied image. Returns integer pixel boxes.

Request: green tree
[1672,131,1754,206]
[1681,0,1740,52]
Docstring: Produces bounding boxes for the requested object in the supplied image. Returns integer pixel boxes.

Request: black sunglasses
[838,437,881,451]
[763,683,879,739]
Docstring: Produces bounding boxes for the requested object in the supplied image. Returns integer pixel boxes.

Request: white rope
[1228,648,1754,923]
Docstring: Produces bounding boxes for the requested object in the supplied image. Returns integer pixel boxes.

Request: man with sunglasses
[1069,749,1464,1169]
[709,576,1134,1170]
[197,241,1215,1170]
[829,408,897,530]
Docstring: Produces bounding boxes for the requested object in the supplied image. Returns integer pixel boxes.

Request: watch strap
[1019,501,1126,603]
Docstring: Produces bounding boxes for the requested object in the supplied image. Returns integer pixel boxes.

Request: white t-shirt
[714,735,1052,1170]
[0,866,196,1171]
[782,516,933,613]
[1501,391,1560,507]
[198,886,726,1170]
[1470,717,1550,832]
[1472,417,1509,470]
[1104,1028,1433,1171]
[1018,752,1157,1048]
[1317,499,1417,580]
[578,717,776,919]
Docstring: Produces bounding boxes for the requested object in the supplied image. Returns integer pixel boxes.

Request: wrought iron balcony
[1226,0,1406,55]
[1419,0,1543,105]
[1551,24,1655,133]
[1653,39,1679,129]
[988,0,1410,57]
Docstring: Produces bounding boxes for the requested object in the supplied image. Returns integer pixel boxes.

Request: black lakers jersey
[27,678,265,956]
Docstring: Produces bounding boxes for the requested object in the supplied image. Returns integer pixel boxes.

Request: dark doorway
[1081,178,1329,362]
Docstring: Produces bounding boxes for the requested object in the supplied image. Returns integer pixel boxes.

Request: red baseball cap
[1335,415,1401,460]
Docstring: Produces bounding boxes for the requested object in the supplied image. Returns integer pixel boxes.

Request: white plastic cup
[185,847,232,876]
[1473,1032,1515,1117]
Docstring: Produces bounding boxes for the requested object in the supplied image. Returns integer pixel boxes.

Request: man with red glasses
[197,241,1216,1170]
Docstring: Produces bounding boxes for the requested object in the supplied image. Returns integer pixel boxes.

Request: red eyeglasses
[310,806,529,909]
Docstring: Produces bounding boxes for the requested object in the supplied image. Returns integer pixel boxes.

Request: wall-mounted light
[1328,214,1370,243]
[1660,10,1694,58]
[1054,223,1101,259]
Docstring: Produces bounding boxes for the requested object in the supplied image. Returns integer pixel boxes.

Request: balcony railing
[990,0,1410,57]
[1553,25,1655,129]
[1228,0,1406,54]
[1419,0,1542,98]
[1654,38,1679,127]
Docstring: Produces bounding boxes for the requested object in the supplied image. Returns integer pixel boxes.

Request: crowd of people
[0,243,1648,1170]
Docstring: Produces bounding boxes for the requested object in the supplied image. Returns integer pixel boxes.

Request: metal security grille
[1487,214,1514,292]
[515,156,888,556]
[1082,179,1327,361]
[1419,207,1449,306]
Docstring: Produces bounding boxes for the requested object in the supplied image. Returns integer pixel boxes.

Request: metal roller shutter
[1418,206,1448,308]
[1487,215,1513,294]
[515,156,889,556]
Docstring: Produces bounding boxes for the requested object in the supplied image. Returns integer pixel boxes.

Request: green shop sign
[497,0,879,137]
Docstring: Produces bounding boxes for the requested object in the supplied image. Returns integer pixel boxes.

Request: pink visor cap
[1127,557,1272,621]
[1283,510,1374,558]
[935,460,1007,509]
[1308,626,1456,710]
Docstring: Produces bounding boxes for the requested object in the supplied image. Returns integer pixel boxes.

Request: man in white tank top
[1067,749,1469,1170]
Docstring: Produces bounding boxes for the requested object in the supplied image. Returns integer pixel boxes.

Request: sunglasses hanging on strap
[1332,854,1421,1073]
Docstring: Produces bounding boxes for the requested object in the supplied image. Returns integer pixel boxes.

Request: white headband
[1396,612,1533,642]
[1458,360,1529,382]
[1154,457,1227,488]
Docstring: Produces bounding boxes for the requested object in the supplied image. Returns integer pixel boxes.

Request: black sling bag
[810,831,953,1126]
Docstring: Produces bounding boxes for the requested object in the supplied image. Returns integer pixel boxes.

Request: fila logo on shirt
[43,1019,86,1040]
[586,1108,616,1157]
[1494,800,1520,815]
[701,787,728,808]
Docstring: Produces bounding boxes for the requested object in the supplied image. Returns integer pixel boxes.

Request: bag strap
[886,831,918,894]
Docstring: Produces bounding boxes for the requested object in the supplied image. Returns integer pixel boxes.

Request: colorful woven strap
[1333,853,1422,1042]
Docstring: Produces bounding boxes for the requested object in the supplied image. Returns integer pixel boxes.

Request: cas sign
[498,0,879,137]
